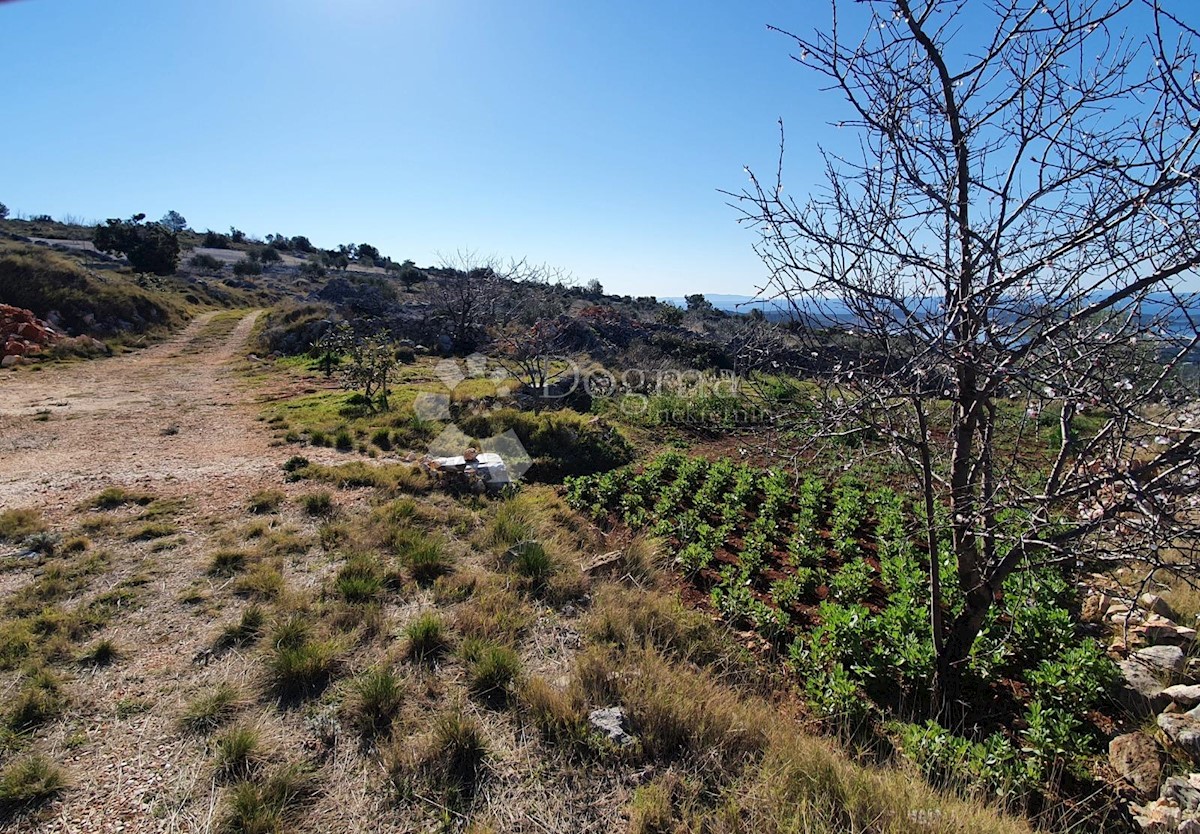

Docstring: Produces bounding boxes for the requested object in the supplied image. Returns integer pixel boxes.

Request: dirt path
[0,311,274,510]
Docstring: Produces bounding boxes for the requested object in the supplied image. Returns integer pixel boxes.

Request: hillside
[0,213,1197,834]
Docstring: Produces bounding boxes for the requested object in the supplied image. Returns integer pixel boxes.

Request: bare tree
[493,316,575,393]
[429,251,567,352]
[730,0,1200,708]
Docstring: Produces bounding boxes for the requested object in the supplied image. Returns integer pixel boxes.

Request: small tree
[494,317,574,393]
[341,331,398,412]
[310,322,349,378]
[732,0,1200,709]
[685,294,715,316]
[159,210,188,233]
[396,259,425,292]
[0,203,8,220]
[93,215,180,275]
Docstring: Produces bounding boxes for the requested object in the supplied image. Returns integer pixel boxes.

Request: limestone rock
[1141,593,1177,620]
[1110,732,1164,797]
[1136,645,1187,679]
[1120,658,1171,715]
[1158,713,1200,761]
[1139,616,1198,648]
[1162,775,1200,813]
[1083,591,1115,624]
[588,706,633,746]
[1165,685,1200,710]
[1134,798,1181,832]
[1178,818,1200,834]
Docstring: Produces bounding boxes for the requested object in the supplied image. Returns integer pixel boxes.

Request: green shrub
[189,252,223,272]
[232,257,262,277]
[333,429,354,451]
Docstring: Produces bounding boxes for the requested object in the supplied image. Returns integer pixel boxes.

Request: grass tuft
[181,683,243,734]
[462,640,521,704]
[0,754,66,811]
[347,667,403,736]
[209,550,249,577]
[222,764,315,834]
[213,724,262,779]
[86,487,153,511]
[247,491,285,515]
[300,492,334,517]
[215,605,268,651]
[77,638,120,666]
[0,508,46,542]
[405,612,449,663]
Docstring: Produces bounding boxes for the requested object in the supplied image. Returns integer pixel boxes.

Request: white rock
[1165,685,1200,710]
[1141,593,1176,619]
[1135,645,1187,679]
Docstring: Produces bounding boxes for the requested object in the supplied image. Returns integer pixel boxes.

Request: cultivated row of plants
[566,452,1120,811]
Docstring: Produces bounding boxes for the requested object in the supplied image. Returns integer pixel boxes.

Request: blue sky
[0,0,846,297]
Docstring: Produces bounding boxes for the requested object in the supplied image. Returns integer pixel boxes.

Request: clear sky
[0,0,849,297]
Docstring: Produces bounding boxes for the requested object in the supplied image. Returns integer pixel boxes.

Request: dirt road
[0,310,273,510]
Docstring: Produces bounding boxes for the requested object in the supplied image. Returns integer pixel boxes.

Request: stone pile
[1086,589,1200,832]
[0,303,106,367]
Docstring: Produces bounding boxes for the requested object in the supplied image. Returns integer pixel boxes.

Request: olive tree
[731,0,1200,708]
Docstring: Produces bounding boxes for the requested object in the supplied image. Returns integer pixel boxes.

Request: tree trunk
[935,583,994,715]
